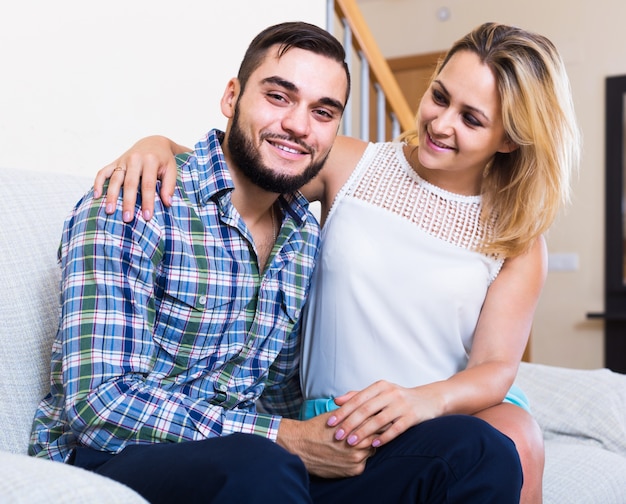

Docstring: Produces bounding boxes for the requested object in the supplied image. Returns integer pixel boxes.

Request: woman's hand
[278,413,376,478]
[94,135,184,222]
[327,381,443,449]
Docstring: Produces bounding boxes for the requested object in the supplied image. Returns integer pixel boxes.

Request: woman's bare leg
[475,403,544,504]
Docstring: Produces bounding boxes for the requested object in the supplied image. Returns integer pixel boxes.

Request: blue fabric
[300,397,340,420]
[502,383,532,412]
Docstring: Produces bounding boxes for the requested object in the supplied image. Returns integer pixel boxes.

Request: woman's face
[415,50,516,194]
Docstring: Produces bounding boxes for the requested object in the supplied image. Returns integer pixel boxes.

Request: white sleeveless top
[300,142,504,400]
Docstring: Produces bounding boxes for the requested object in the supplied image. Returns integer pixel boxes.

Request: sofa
[1,166,626,503]
[0,168,147,503]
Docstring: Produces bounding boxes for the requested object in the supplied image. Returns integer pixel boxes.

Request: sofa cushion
[542,441,626,504]
[0,451,147,503]
[0,167,91,454]
[516,362,626,503]
[516,362,626,456]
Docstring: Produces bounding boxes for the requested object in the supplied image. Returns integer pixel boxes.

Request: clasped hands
[287,381,431,478]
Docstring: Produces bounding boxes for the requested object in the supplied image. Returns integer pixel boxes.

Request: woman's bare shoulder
[301,135,369,203]
[329,136,369,166]
[322,136,369,197]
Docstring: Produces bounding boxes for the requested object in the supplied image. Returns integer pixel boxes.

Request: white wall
[2,0,616,369]
[357,0,621,369]
[0,0,326,176]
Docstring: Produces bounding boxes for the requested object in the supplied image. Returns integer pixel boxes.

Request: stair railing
[327,0,415,141]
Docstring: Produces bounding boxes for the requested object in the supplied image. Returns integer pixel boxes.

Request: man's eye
[314,109,333,120]
[267,93,287,103]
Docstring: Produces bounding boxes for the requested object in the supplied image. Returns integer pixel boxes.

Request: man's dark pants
[71,414,522,503]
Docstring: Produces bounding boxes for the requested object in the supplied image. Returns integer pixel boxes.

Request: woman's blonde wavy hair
[403,22,581,258]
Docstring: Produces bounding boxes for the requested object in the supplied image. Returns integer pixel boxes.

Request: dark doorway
[588,75,626,373]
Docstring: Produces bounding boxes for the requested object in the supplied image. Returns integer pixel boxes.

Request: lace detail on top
[346,142,492,252]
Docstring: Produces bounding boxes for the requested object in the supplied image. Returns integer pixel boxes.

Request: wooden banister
[332,0,415,136]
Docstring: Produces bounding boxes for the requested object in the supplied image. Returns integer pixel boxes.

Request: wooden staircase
[329,0,414,141]
[328,0,442,142]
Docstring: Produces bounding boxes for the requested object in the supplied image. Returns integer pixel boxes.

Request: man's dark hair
[237,21,351,105]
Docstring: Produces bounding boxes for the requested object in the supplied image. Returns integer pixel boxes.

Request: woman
[95,23,580,503]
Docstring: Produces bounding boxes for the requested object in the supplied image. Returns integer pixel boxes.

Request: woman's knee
[475,403,545,503]
[476,403,545,470]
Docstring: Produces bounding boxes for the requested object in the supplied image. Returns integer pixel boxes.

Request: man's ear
[498,136,519,154]
[220,78,241,119]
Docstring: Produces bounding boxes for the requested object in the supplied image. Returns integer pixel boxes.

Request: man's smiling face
[221,45,347,193]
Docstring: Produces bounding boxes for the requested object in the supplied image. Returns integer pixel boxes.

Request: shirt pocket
[278,286,304,326]
[152,260,241,371]
[265,268,308,338]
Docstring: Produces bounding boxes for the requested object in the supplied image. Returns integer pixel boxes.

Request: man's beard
[227,106,329,194]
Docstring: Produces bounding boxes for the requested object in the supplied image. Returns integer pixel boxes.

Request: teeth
[276,143,301,154]
[430,134,451,149]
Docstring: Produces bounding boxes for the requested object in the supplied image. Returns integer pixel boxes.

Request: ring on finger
[113,166,126,173]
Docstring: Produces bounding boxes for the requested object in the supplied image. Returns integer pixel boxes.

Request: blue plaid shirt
[29,129,320,462]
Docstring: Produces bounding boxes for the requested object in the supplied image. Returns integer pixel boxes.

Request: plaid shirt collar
[191,129,312,226]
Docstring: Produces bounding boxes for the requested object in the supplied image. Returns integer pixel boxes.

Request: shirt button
[218,384,227,392]
[198,295,207,306]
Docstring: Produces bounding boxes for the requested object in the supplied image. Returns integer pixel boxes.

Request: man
[31,22,522,503]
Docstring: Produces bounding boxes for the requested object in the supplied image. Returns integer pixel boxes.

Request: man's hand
[276,413,375,478]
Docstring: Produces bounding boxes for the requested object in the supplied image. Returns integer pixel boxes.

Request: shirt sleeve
[58,194,282,454]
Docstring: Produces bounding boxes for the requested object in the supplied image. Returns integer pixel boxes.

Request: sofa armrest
[0,451,147,503]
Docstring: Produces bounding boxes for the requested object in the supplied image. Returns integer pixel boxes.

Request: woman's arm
[327,236,548,448]
[94,136,188,222]
[93,134,367,223]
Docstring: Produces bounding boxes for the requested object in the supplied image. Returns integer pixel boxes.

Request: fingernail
[123,211,131,222]
[168,195,173,205]
[347,435,358,446]
[94,189,101,199]
[372,439,381,448]
[105,203,113,214]
[335,428,345,441]
[327,415,337,427]
[143,210,151,221]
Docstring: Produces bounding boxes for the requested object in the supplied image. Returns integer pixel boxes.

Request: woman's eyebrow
[434,79,491,123]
